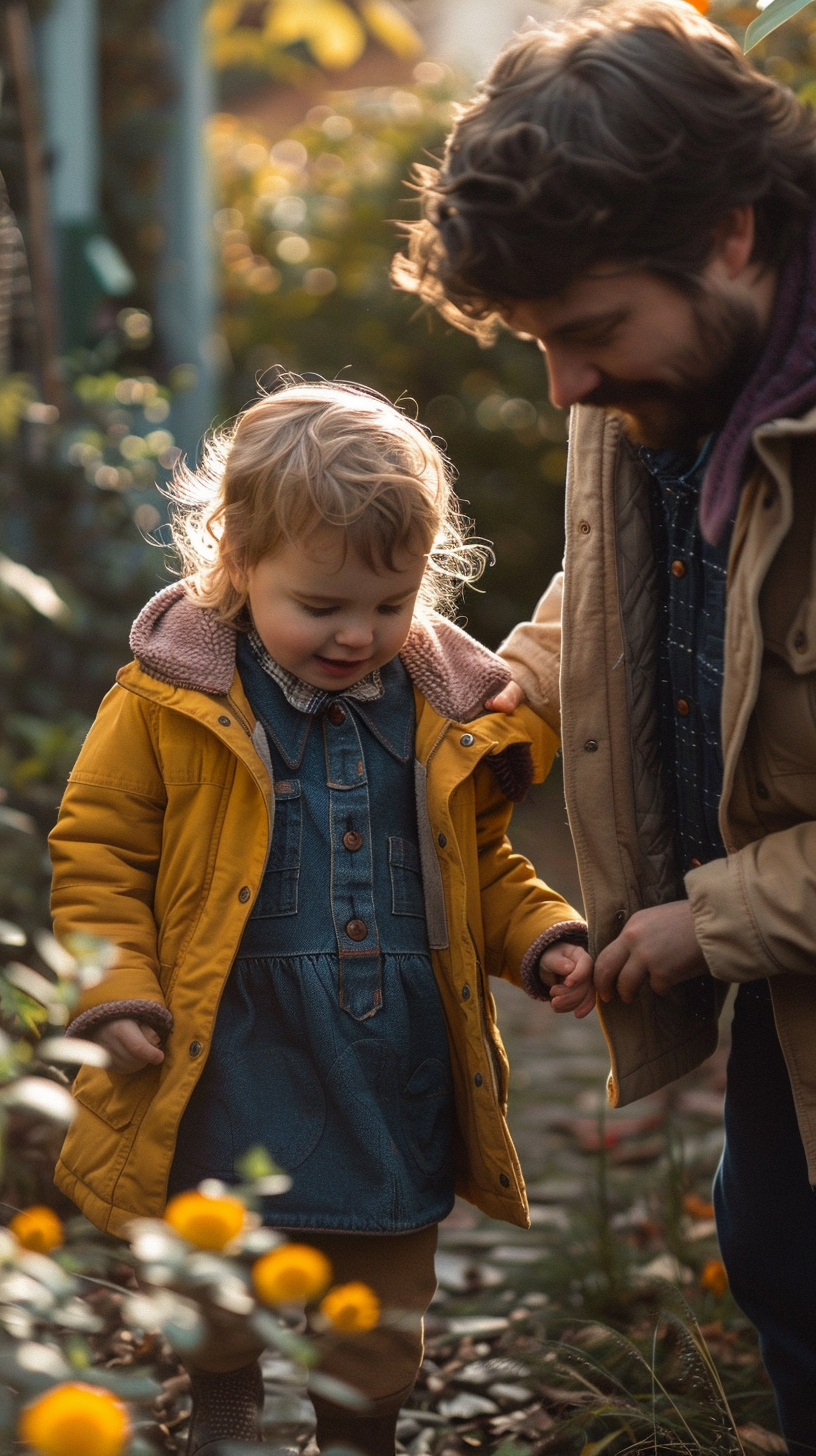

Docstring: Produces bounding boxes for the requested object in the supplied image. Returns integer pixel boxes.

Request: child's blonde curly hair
[168,378,489,623]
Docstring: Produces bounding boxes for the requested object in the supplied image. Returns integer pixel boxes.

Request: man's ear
[711,204,755,280]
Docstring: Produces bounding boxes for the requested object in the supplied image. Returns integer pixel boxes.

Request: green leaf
[744,0,815,51]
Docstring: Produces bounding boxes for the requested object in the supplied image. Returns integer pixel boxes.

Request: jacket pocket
[72,1063,160,1131]
[389,836,425,917]
[254,778,302,918]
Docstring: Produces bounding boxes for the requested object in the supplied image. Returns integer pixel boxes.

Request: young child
[49,381,593,1456]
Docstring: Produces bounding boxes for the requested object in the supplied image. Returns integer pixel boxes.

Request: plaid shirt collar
[247,628,384,715]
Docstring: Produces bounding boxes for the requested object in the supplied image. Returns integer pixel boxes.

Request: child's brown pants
[190,1224,438,1411]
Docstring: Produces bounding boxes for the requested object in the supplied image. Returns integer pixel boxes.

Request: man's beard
[583,290,764,451]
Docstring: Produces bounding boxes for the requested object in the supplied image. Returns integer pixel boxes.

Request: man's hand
[95,1018,165,1074]
[594,900,709,1004]
[539,940,596,1018]
[486,681,526,713]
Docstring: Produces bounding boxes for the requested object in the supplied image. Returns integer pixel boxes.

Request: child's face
[244,527,427,690]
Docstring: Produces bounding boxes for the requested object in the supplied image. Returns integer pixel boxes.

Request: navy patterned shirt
[640,438,735,875]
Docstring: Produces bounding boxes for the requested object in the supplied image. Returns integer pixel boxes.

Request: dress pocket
[255,778,302,918]
[388,836,425,918]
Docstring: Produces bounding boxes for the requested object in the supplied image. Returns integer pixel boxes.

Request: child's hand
[95,1018,165,1074]
[539,941,596,1019]
[485,681,526,713]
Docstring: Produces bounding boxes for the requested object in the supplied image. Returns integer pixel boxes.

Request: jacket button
[238,885,251,903]
[584,739,598,753]
[346,918,367,941]
[343,830,363,852]
[462,984,470,1000]
[499,1173,510,1188]
[327,703,346,726]
[438,833,447,847]
[460,733,475,747]
[676,698,690,716]
[474,1071,483,1087]
[756,780,770,800]
[794,630,807,653]
[218,715,231,727]
[579,520,591,535]
[614,910,626,928]
[189,1041,202,1058]
[670,559,686,579]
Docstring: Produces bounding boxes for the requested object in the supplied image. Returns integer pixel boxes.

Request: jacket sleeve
[49,683,169,1024]
[497,571,562,736]
[474,709,586,998]
[687,823,816,982]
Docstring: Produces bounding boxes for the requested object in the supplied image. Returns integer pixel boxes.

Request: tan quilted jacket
[501,401,816,1180]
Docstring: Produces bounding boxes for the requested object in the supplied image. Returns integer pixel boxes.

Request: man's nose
[543,346,602,410]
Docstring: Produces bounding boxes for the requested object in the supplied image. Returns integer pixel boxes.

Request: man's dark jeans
[714,980,816,1455]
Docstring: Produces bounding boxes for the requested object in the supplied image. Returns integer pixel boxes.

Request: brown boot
[312,1394,400,1456]
[186,1360,265,1454]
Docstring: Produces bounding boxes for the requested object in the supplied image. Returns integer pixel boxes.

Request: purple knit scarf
[700,215,816,545]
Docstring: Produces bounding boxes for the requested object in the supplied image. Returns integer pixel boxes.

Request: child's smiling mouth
[313,654,372,677]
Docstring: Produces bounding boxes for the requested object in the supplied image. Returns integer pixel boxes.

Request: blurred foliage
[207,77,570,650]
[206,0,422,89]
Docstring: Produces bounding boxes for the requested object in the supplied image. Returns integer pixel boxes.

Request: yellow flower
[163,1190,246,1251]
[320,1280,380,1332]
[253,1243,332,1303]
[10,1204,64,1253]
[700,1258,728,1297]
[19,1382,130,1456]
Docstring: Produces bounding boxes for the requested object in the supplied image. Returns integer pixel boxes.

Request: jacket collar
[129,581,511,724]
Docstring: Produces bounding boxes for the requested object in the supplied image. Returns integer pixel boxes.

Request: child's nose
[336,617,374,648]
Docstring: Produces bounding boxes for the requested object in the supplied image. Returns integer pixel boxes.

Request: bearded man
[395,3,816,1449]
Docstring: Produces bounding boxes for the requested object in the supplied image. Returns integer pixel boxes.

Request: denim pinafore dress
[168,636,456,1233]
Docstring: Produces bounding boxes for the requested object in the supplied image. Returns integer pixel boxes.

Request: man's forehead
[506,266,649,336]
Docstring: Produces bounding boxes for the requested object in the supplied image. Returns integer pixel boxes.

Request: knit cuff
[519,921,589,1000]
[67,1000,174,1042]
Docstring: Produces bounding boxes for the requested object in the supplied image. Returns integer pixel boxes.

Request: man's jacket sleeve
[687,823,816,981]
[49,684,168,1016]
[497,571,563,735]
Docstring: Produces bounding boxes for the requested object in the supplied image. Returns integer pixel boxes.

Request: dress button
[189,1041,202,1058]
[584,739,598,753]
[460,733,475,747]
[343,830,363,852]
[346,918,368,941]
[327,703,346,726]
[218,715,231,727]
[462,984,470,1000]
[670,560,686,579]
[676,698,690,716]
[438,833,447,847]
[689,857,702,869]
[238,885,251,903]
[499,1173,510,1188]
[474,1072,483,1087]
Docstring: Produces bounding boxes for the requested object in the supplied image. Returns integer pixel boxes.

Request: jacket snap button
[460,733,475,747]
[276,781,292,795]
[189,1041,202,1058]
[238,885,251,903]
[756,780,770,800]
[218,715,231,727]
[438,833,447,847]
[346,918,367,940]
[499,1173,510,1188]
[670,559,686,579]
[343,830,363,852]
[584,739,598,753]
[676,698,690,716]
[462,984,470,1000]
[474,1071,483,1087]
[794,630,807,653]
[327,703,346,726]
[579,520,591,535]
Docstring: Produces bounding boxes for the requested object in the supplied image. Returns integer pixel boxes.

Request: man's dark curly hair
[393,0,816,339]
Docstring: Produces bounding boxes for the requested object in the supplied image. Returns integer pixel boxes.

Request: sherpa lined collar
[129,581,512,725]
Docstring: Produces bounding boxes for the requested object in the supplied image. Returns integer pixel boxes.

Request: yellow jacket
[50,585,585,1235]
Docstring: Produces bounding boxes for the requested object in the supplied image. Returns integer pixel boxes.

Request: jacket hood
[129,581,512,724]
